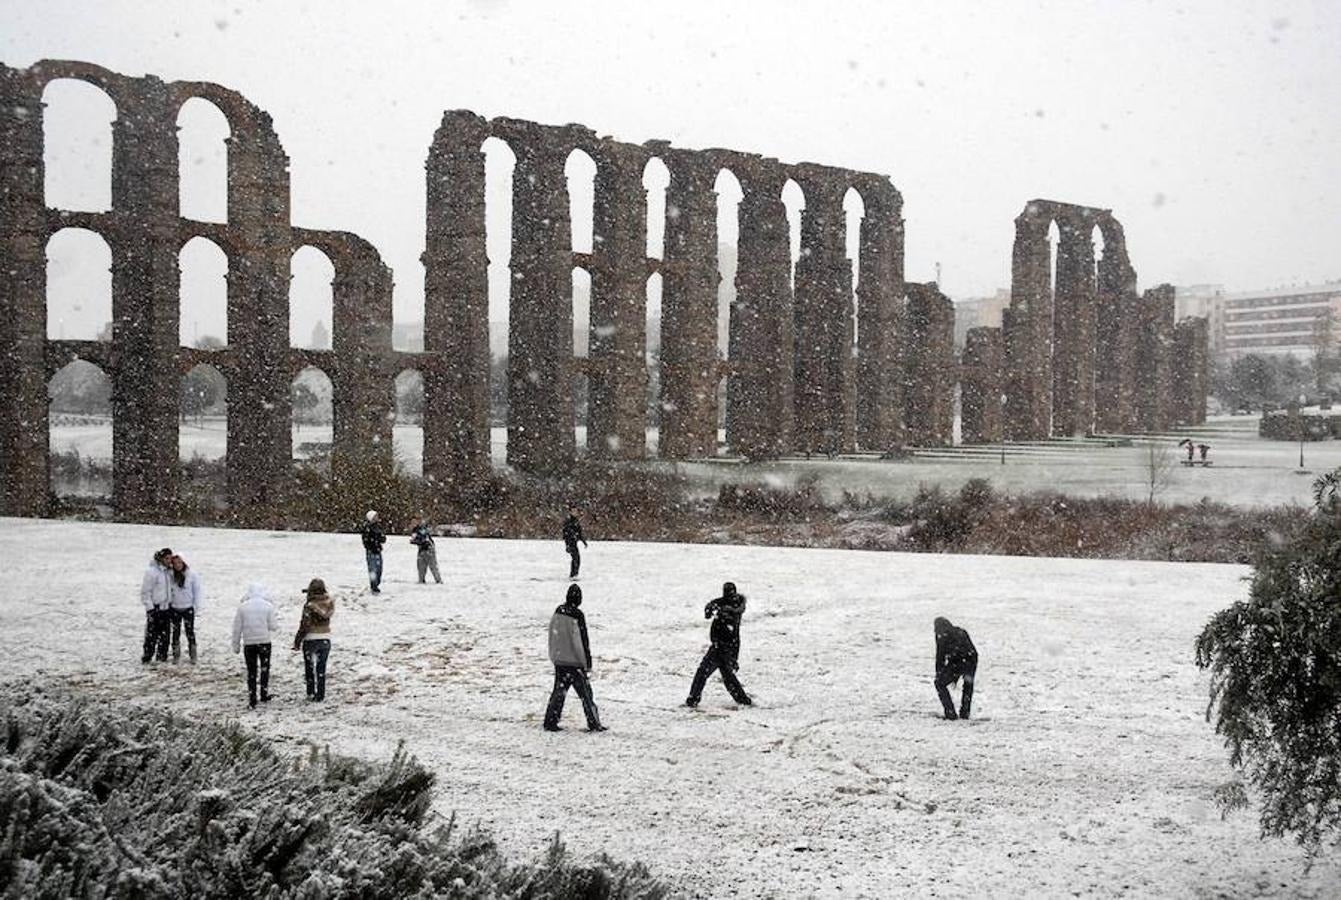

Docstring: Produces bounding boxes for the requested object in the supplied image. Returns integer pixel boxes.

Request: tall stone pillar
[0,65,50,516]
[1004,216,1052,440]
[1134,284,1176,432]
[1051,215,1097,436]
[423,110,492,490]
[726,156,794,459]
[110,79,182,514]
[1093,219,1137,434]
[658,147,719,460]
[587,140,649,460]
[903,282,956,446]
[960,326,1004,444]
[854,176,905,451]
[499,120,576,472]
[792,165,854,455]
[1171,316,1209,426]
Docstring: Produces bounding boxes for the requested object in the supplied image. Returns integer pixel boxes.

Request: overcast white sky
[6,0,1339,344]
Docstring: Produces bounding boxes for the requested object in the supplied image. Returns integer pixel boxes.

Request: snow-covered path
[0,518,1333,897]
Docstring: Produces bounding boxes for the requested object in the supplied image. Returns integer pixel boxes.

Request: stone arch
[46,227,112,341]
[781,178,806,290]
[179,362,227,460]
[571,265,592,450]
[176,97,230,223]
[843,186,865,349]
[645,270,663,452]
[47,357,113,499]
[393,367,425,475]
[290,365,333,462]
[565,147,597,255]
[643,156,670,260]
[41,78,116,212]
[714,167,742,364]
[290,244,336,349]
[179,235,228,347]
[481,134,516,392]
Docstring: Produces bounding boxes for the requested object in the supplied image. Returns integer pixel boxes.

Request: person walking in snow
[685,582,752,708]
[140,547,174,664]
[561,506,588,579]
[231,583,278,709]
[361,510,387,594]
[167,554,203,664]
[292,577,334,702]
[409,515,442,584]
[543,584,606,732]
[933,616,978,720]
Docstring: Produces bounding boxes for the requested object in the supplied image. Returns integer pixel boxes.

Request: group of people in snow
[137,504,979,724]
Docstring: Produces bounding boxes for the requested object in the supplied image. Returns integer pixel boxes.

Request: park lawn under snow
[1,518,1335,897]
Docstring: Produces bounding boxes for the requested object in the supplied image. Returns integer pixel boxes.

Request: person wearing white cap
[360,510,387,594]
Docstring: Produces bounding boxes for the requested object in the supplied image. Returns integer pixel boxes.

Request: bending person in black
[934,616,978,720]
[686,582,752,707]
[543,584,606,732]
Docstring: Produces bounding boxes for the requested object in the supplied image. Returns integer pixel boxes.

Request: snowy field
[50,413,1341,508]
[1,517,1335,897]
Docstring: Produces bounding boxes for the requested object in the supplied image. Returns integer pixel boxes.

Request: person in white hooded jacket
[167,554,203,664]
[231,583,278,708]
[140,548,174,664]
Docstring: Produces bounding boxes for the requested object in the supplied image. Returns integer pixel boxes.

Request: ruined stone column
[1093,218,1137,434]
[658,147,719,460]
[853,176,905,451]
[0,65,50,516]
[1171,316,1209,426]
[497,119,576,472]
[1051,215,1097,437]
[110,77,183,515]
[725,155,794,459]
[1004,213,1052,440]
[791,165,854,455]
[1134,284,1176,432]
[903,282,956,446]
[587,140,649,460]
[960,327,1004,444]
[423,110,492,490]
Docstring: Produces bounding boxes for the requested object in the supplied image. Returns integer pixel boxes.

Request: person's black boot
[684,697,699,708]
[587,723,608,732]
[543,723,563,732]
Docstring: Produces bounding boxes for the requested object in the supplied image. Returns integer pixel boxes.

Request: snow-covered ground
[1,517,1333,897]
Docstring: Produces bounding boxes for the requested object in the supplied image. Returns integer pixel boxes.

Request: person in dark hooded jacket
[561,507,588,579]
[685,582,752,707]
[934,616,978,720]
[543,584,606,732]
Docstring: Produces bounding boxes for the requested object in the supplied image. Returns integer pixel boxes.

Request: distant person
[139,547,174,664]
[1184,440,1195,463]
[231,583,278,709]
[561,507,588,579]
[543,584,606,732]
[361,510,387,594]
[167,554,203,664]
[685,582,752,708]
[933,616,978,720]
[293,577,334,702]
[1198,443,1210,464]
[409,515,442,585]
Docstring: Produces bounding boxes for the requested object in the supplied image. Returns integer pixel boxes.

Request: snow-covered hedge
[0,684,666,899]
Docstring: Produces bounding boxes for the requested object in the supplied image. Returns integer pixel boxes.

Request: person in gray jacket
[140,547,173,664]
[543,584,606,732]
[231,583,278,709]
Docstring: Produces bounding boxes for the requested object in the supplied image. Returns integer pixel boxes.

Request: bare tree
[1144,440,1176,506]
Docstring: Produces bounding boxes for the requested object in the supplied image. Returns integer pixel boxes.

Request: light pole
[1299,393,1307,469]
[999,392,1008,465]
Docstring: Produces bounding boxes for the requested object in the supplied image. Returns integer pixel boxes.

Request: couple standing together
[140,548,203,664]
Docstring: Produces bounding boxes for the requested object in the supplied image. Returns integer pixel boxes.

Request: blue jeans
[366,550,383,591]
[303,639,331,701]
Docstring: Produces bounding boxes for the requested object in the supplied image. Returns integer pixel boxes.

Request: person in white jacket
[140,548,174,664]
[231,583,278,708]
[167,554,203,664]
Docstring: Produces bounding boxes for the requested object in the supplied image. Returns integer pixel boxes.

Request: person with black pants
[361,510,387,593]
[934,616,978,720]
[231,583,277,709]
[140,547,173,664]
[167,554,203,663]
[293,577,334,702]
[543,584,606,732]
[561,507,588,579]
[686,582,753,707]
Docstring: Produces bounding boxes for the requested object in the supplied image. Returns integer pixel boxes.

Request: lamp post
[999,392,1008,466]
[1299,393,1307,469]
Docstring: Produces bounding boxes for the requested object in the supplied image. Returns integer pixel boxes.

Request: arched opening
[645,271,663,456]
[179,236,228,347]
[42,79,115,213]
[177,97,230,223]
[46,228,112,341]
[572,266,592,451]
[843,187,865,351]
[179,363,226,459]
[394,368,425,476]
[48,358,112,499]
[715,168,742,365]
[290,366,334,463]
[643,157,670,260]
[483,136,515,436]
[781,179,806,290]
[1047,218,1062,360]
[565,148,596,255]
[290,245,335,349]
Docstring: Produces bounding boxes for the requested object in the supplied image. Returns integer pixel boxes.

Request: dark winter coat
[410,524,435,553]
[361,521,387,554]
[705,589,746,666]
[934,621,977,676]
[561,515,586,550]
[549,601,592,670]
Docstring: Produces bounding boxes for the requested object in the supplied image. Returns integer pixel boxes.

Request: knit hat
[303,578,327,595]
[566,583,582,606]
[154,547,173,562]
[722,581,737,599]
[366,510,378,522]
